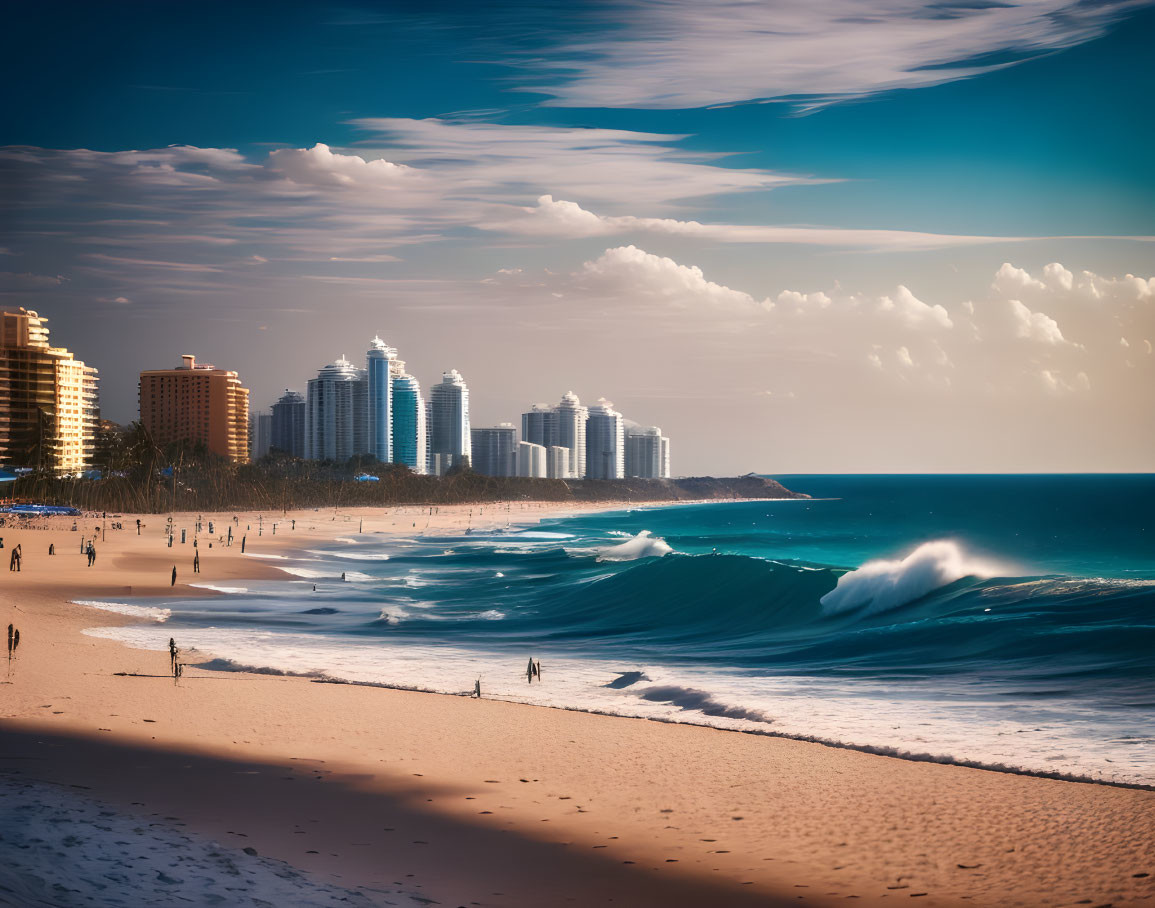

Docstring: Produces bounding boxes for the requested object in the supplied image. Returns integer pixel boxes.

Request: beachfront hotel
[139,354,250,463]
[0,307,100,474]
[626,425,672,479]
[366,335,396,463]
[304,355,367,462]
[585,397,626,480]
[554,391,589,479]
[427,368,471,475]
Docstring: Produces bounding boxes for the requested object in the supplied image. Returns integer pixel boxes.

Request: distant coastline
[4,466,806,514]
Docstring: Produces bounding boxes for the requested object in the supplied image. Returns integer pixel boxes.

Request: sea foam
[70,600,171,622]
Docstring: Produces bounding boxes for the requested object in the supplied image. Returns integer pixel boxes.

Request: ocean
[84,474,1155,787]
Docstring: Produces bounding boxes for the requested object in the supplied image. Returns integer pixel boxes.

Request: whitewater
[84,475,1155,788]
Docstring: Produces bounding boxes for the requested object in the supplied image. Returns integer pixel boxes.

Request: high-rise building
[270,389,306,458]
[0,308,99,473]
[516,440,547,478]
[625,426,671,479]
[390,370,427,473]
[251,411,273,460]
[428,369,471,475]
[305,356,367,462]
[521,404,557,449]
[585,398,625,479]
[471,423,516,477]
[546,445,571,479]
[554,391,588,479]
[366,336,396,463]
[139,354,249,462]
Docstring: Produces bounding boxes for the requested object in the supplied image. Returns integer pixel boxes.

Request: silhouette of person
[169,637,178,670]
[193,551,200,573]
[171,565,177,586]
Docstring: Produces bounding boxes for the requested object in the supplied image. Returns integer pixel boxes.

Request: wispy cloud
[527,0,1148,110]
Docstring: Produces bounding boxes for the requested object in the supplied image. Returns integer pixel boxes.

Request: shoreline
[2,502,1153,906]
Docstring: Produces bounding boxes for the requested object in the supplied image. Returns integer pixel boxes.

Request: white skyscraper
[366,335,396,463]
[554,391,588,479]
[305,356,367,461]
[626,426,671,478]
[516,440,547,478]
[428,368,471,475]
[585,398,625,479]
[546,445,571,479]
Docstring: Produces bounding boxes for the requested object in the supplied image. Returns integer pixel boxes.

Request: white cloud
[1006,298,1067,344]
[993,262,1046,293]
[494,194,1038,250]
[267,143,419,190]
[530,0,1146,110]
[573,245,769,309]
[878,285,953,329]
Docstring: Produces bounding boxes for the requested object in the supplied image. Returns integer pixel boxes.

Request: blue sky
[2,0,1153,471]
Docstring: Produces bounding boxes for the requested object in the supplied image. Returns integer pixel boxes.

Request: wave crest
[593,530,674,562]
[820,540,999,615]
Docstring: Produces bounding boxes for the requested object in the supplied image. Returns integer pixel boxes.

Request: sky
[2,0,1153,474]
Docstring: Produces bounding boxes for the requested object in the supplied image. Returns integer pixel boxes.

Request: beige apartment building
[139,354,250,462]
[0,307,100,473]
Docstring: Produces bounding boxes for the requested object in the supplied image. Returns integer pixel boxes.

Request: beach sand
[1,503,1153,907]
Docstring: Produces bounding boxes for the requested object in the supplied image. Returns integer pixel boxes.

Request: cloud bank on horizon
[1,0,1152,472]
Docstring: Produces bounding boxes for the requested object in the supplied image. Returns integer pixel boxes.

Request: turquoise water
[85,475,1155,786]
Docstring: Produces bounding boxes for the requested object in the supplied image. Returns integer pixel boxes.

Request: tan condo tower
[139,354,250,462]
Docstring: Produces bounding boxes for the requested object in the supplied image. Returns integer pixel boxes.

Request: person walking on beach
[8,548,15,572]
[136,518,141,535]
[48,543,54,555]
[193,551,200,574]
[7,623,14,664]
[473,678,482,699]
[241,536,246,554]
[527,657,539,684]
[171,565,177,586]
[86,542,95,567]
[169,637,178,671]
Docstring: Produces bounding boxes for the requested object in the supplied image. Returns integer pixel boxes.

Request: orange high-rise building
[0,307,100,473]
[139,354,250,462]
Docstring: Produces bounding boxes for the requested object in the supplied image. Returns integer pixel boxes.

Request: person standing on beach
[527,657,538,684]
[193,551,200,574]
[7,623,14,663]
[48,543,54,555]
[169,637,178,671]
[171,565,177,586]
[241,536,246,553]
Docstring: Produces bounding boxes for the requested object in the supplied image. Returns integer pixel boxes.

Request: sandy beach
[1,503,1153,907]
